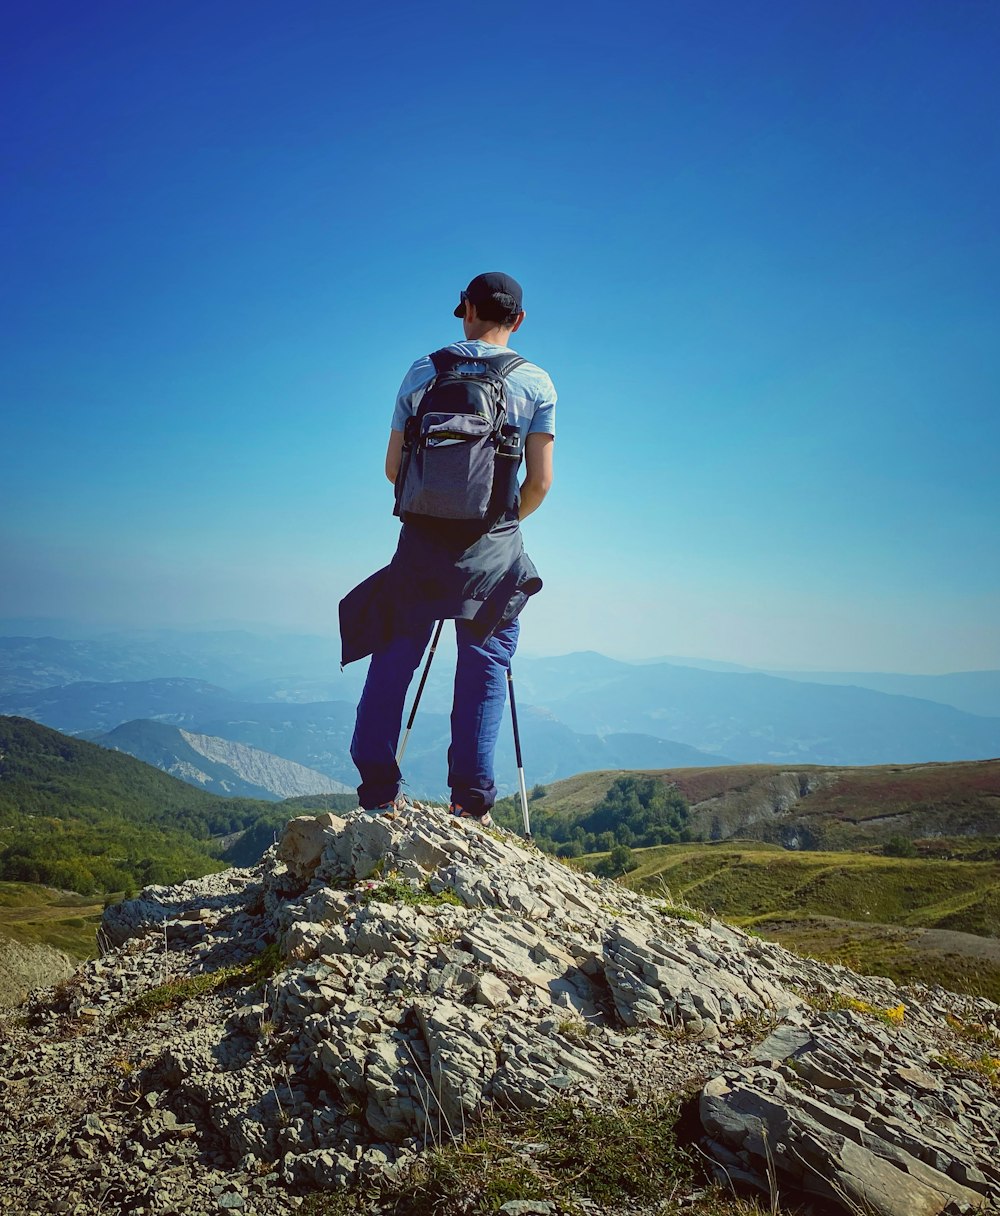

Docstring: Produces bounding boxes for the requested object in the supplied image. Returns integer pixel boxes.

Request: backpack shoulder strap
[428,348,464,374]
[428,348,526,378]
[487,353,527,380]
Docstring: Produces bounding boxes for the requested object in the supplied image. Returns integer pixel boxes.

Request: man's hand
[519,432,553,519]
[385,429,404,483]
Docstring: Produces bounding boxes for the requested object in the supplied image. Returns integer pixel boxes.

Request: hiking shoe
[373,793,420,818]
[450,803,493,827]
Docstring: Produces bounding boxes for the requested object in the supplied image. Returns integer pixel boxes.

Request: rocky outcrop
[1,806,998,1215]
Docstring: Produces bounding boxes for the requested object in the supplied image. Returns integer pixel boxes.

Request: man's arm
[385,429,404,484]
[519,432,554,519]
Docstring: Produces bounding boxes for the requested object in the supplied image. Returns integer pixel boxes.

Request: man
[339,272,556,825]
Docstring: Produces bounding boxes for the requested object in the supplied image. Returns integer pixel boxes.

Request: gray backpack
[394,348,526,526]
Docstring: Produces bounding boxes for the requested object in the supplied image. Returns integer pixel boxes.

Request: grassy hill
[0,716,292,895]
[582,841,1000,1001]
[507,763,1000,1001]
[507,759,1000,850]
[0,881,105,958]
[614,842,1000,932]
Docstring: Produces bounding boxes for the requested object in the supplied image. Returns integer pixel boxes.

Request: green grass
[0,715,286,896]
[934,1047,1000,1089]
[358,875,463,909]
[0,881,106,958]
[303,1097,704,1215]
[757,916,1000,1004]
[596,843,1000,935]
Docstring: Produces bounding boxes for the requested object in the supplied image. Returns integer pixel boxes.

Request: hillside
[597,841,1000,1002]
[0,882,101,1007]
[515,759,1000,849]
[0,716,288,894]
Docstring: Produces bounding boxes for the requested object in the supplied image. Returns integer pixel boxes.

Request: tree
[595,843,637,878]
[884,835,917,858]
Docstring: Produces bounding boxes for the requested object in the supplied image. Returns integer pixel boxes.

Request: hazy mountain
[0,629,348,693]
[626,652,1000,718]
[637,655,758,673]
[232,673,368,705]
[757,668,1000,720]
[515,654,1000,766]
[194,700,726,798]
[0,678,239,734]
[4,637,999,782]
[96,719,351,801]
[0,636,204,693]
[5,627,999,719]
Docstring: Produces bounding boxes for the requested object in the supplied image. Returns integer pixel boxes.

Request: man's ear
[510,310,526,333]
[465,299,477,323]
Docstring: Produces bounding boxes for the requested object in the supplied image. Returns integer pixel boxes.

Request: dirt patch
[915,926,1000,962]
[757,914,1000,1002]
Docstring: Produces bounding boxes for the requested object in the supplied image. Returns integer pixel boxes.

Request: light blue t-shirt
[391,340,557,444]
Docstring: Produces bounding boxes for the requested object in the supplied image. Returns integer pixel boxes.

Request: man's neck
[462,321,512,346]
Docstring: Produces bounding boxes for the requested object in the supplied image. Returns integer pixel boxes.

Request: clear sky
[2,0,998,672]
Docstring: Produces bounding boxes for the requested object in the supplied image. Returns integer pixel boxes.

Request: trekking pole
[396,620,445,766]
[506,664,531,840]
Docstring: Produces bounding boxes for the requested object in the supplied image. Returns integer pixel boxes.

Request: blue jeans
[350,618,520,813]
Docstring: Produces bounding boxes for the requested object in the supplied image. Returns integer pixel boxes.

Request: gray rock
[277,814,345,881]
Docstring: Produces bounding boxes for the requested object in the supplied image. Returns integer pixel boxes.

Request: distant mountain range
[4,627,999,715]
[2,678,726,799]
[0,630,348,694]
[92,719,350,801]
[1,631,997,799]
[511,652,1000,767]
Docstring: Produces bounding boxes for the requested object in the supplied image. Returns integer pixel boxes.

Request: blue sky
[2,0,998,671]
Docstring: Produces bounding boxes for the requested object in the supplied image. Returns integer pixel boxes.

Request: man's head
[454,271,525,338]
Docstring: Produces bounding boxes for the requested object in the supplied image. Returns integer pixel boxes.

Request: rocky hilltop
[1,807,998,1215]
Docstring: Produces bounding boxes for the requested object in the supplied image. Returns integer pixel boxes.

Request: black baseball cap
[453,271,524,318]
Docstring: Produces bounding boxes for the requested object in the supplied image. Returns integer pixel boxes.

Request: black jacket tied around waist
[338,513,542,666]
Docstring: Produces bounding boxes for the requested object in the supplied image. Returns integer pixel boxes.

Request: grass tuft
[934,1047,1000,1088]
[801,989,906,1027]
[555,1016,593,1044]
[358,874,463,909]
[302,1096,689,1214]
[299,1094,809,1215]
